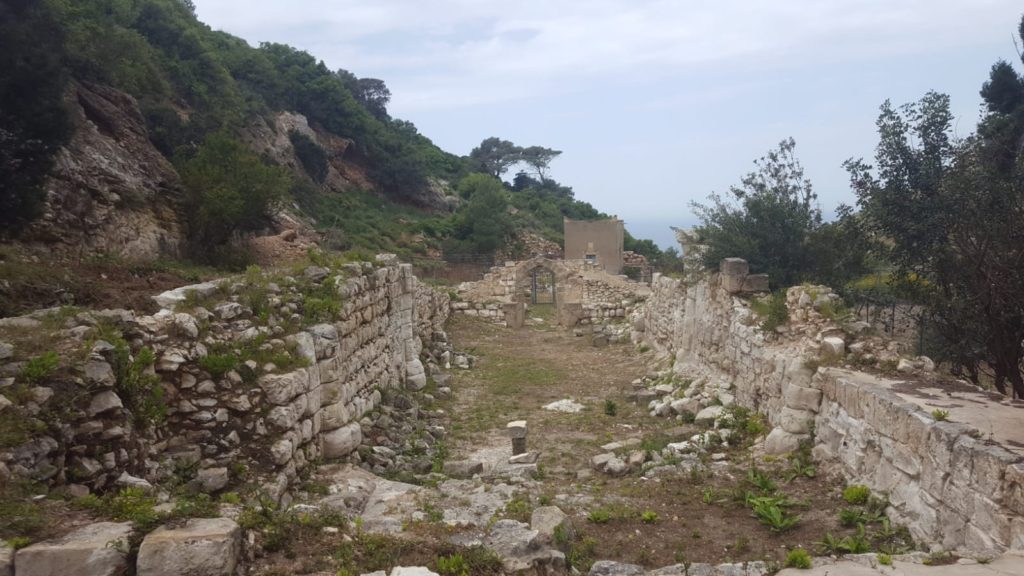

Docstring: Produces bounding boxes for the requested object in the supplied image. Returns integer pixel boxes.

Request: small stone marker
[507,420,527,455]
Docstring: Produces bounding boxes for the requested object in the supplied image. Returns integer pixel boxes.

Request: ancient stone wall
[0,256,449,502]
[638,261,1024,554]
[454,257,648,326]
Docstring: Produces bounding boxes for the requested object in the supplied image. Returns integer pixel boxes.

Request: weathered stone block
[778,406,814,434]
[87,390,123,417]
[15,522,133,576]
[323,422,362,459]
[740,274,769,292]
[257,369,308,406]
[136,518,241,576]
[763,428,805,455]
[782,383,822,412]
[506,420,528,439]
[821,336,845,356]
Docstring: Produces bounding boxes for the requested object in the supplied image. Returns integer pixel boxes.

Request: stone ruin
[3,248,1024,574]
[635,257,1024,555]
[452,255,650,328]
[0,255,456,575]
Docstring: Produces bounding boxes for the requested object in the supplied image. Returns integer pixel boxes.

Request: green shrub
[842,485,871,505]
[199,353,237,379]
[176,131,290,254]
[219,492,242,505]
[78,487,162,531]
[18,351,59,384]
[603,399,618,416]
[878,553,893,566]
[289,130,329,183]
[750,290,789,333]
[785,548,812,569]
[587,509,611,524]
[931,409,950,421]
[750,497,800,532]
[640,510,658,524]
[173,493,220,519]
[436,554,469,576]
[110,340,165,428]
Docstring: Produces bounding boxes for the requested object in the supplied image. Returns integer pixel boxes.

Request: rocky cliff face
[21,82,183,259]
[242,110,376,193]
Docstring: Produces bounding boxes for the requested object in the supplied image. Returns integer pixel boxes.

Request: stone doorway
[530,267,556,305]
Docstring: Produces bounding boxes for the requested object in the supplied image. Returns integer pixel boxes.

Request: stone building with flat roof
[563,217,624,275]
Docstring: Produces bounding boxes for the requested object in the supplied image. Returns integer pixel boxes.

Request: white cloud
[197,0,1019,111]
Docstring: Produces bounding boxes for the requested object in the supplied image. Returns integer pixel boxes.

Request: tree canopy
[695,139,817,287]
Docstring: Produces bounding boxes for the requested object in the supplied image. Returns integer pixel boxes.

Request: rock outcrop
[22,82,182,259]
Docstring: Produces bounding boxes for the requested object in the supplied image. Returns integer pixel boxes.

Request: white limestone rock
[323,422,362,459]
[87,390,123,417]
[694,405,725,425]
[15,522,133,576]
[821,336,845,356]
[136,518,241,576]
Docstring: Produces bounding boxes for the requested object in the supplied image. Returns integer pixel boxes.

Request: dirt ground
[444,309,892,568]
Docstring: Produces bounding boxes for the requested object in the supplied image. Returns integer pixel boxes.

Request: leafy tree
[335,69,391,121]
[288,130,328,183]
[519,145,561,181]
[850,70,1024,395]
[446,176,514,255]
[469,137,521,178]
[354,78,391,121]
[176,131,291,251]
[0,0,73,231]
[456,173,505,200]
[691,138,824,287]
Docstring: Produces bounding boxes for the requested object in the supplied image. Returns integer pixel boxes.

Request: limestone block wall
[454,257,648,326]
[813,369,1024,552]
[639,267,1024,554]
[0,258,449,501]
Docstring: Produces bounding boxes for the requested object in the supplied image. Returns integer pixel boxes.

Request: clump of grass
[785,548,812,569]
[199,334,309,383]
[587,509,611,524]
[640,510,658,524]
[198,353,237,379]
[931,409,950,421]
[501,495,532,522]
[18,351,59,385]
[0,481,47,541]
[77,487,162,531]
[842,485,871,505]
[603,399,618,416]
[566,536,597,572]
[749,290,789,333]
[172,493,220,519]
[219,492,242,505]
[436,554,470,576]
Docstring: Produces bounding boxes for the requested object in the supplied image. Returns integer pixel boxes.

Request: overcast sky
[196,1,1023,248]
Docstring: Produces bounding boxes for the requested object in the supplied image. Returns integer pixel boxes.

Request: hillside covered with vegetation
[0,0,675,270]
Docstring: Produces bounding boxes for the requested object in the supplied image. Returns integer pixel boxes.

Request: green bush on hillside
[177,131,290,253]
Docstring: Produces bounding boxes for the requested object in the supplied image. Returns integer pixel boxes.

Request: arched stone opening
[512,256,575,324]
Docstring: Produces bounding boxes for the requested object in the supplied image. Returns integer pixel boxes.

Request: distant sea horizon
[623,217,695,251]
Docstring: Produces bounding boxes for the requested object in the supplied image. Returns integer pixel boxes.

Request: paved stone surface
[318,464,421,534]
